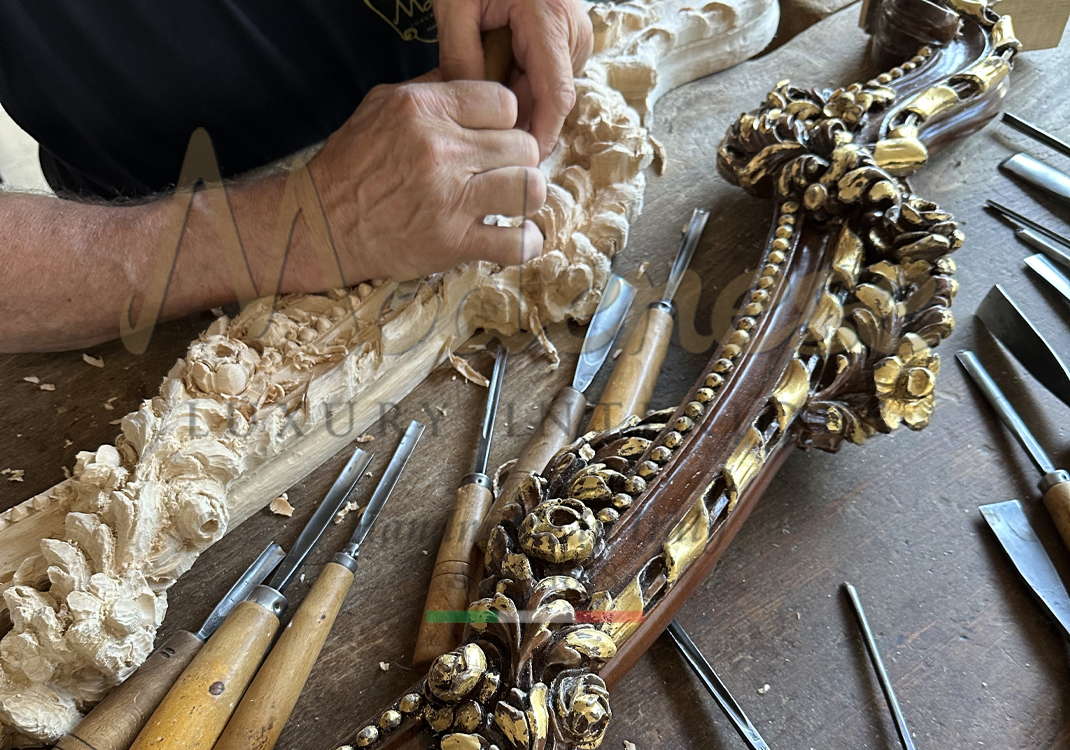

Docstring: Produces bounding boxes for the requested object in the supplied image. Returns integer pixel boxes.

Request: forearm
[0,169,360,353]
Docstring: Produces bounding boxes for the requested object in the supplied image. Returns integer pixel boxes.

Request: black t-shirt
[0,0,439,199]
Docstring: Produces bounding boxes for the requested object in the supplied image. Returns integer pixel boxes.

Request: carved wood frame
[337,2,1021,749]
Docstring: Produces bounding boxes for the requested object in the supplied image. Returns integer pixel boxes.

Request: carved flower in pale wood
[873,333,940,430]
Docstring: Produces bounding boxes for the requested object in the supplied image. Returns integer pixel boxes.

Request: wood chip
[82,353,105,368]
[39,383,56,392]
[334,501,365,525]
[23,375,40,384]
[612,348,623,360]
[624,742,638,750]
[109,419,124,425]
[444,340,490,387]
[64,439,73,447]
[269,493,294,517]
[637,261,650,280]
[62,467,72,479]
[356,434,374,443]
[2,469,25,482]
[757,683,770,695]
[378,662,390,672]
[435,405,447,417]
[650,134,668,175]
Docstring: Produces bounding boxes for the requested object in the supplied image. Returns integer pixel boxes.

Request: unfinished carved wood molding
[329,2,1020,749]
[0,1,779,746]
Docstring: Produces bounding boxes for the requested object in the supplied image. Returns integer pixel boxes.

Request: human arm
[0,78,546,353]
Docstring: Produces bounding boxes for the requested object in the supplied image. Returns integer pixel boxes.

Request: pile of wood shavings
[2,469,25,482]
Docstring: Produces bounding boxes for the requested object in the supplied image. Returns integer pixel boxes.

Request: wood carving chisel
[54,542,285,750]
[477,274,636,547]
[843,583,917,750]
[1024,254,1070,306]
[128,445,375,750]
[587,207,709,432]
[980,499,1070,641]
[1002,113,1070,160]
[665,620,770,750]
[975,285,1070,408]
[1000,153,1070,209]
[215,420,424,750]
[957,350,1070,552]
[414,346,507,665]
[984,200,1070,253]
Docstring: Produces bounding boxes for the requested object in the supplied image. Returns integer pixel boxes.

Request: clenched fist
[308,74,547,282]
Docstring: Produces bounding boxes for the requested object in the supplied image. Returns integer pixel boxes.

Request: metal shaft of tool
[663,208,712,303]
[194,542,285,640]
[666,621,770,750]
[1003,113,1070,159]
[844,583,917,750]
[340,420,425,561]
[986,200,1070,250]
[956,351,1056,475]
[472,346,508,477]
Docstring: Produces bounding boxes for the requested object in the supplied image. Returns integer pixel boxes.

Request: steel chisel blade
[1025,253,1070,306]
[976,285,1070,409]
[980,500,1070,641]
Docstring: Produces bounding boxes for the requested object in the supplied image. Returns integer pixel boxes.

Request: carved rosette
[339,3,1020,749]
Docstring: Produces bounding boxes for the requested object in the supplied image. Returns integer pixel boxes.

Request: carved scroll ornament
[335,2,1020,749]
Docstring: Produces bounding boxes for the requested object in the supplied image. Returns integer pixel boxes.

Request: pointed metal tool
[666,620,771,750]
[980,499,1070,641]
[987,200,1070,253]
[956,350,1070,554]
[844,583,917,750]
[1003,113,1070,159]
[1025,254,1070,306]
[975,285,1070,409]
[216,421,424,750]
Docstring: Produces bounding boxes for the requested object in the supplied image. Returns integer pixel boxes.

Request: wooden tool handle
[413,482,494,665]
[587,304,674,433]
[1042,478,1070,551]
[477,386,586,548]
[55,630,203,750]
[482,27,513,84]
[128,600,280,750]
[214,563,355,750]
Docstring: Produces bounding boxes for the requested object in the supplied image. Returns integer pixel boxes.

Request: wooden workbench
[3,5,1070,748]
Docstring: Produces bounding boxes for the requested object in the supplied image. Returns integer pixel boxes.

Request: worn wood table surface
[3,6,1070,749]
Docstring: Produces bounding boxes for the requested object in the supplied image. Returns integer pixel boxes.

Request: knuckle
[391,84,426,117]
[526,168,548,211]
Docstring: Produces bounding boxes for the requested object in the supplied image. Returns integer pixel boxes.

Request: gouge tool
[414,346,507,665]
[1025,253,1070,306]
[54,542,284,750]
[986,200,1070,266]
[957,350,1070,553]
[588,207,710,432]
[980,499,1070,642]
[128,445,375,750]
[216,421,423,750]
[1001,153,1070,209]
[665,620,770,750]
[477,273,636,547]
[975,285,1070,408]
[1002,113,1070,160]
[844,583,917,750]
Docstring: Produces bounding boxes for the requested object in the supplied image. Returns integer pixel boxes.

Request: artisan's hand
[309,75,546,282]
[435,0,593,159]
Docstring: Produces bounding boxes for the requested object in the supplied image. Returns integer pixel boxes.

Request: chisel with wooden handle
[587,208,710,432]
[958,350,1070,553]
[128,445,374,750]
[53,542,284,750]
[214,421,423,750]
[476,274,635,548]
[413,347,507,665]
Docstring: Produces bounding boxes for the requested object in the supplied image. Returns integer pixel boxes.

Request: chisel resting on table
[128,445,375,750]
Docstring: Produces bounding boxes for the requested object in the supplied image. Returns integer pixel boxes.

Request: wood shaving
[2,469,25,483]
[82,353,105,369]
[109,419,124,425]
[624,742,638,750]
[637,261,650,280]
[378,662,390,672]
[39,383,56,392]
[269,494,294,517]
[104,397,118,411]
[356,434,374,443]
[651,133,668,174]
[62,467,72,479]
[527,308,560,371]
[612,348,623,360]
[23,376,40,384]
[757,684,770,695]
[334,501,365,525]
[435,405,447,417]
[64,439,73,448]
[443,339,490,387]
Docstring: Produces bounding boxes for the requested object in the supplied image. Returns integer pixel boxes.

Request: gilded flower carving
[873,333,940,430]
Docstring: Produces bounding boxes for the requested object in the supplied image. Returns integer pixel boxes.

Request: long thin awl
[957,350,1070,553]
[216,422,424,750]
[986,204,1070,267]
[1002,113,1070,159]
[589,207,711,432]
[479,274,636,547]
[415,347,507,664]
[55,542,285,750]
[1025,254,1070,305]
[844,583,917,750]
[1001,153,1070,209]
[980,499,1070,641]
[129,445,374,750]
[986,200,1070,251]
[975,285,1070,408]
[666,621,770,750]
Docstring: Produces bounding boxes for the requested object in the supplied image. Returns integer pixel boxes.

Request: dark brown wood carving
[334,2,1020,748]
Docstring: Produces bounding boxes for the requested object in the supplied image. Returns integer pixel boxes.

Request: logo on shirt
[364,0,437,43]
